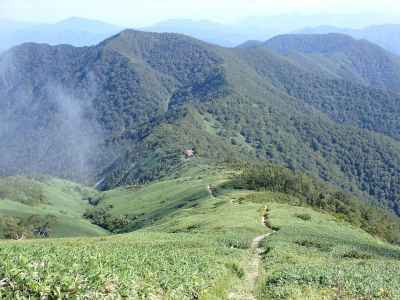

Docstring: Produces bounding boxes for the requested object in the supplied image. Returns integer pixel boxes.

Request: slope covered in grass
[0,232,249,299]
[257,200,400,299]
[0,169,266,299]
[1,166,400,298]
[0,176,107,238]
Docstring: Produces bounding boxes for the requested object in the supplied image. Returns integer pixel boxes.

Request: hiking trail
[228,216,272,300]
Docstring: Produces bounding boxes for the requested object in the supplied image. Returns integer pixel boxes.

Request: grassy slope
[0,169,400,299]
[248,192,400,299]
[101,162,261,234]
[0,177,107,238]
[0,168,266,299]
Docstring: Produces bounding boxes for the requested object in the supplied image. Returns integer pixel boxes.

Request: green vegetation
[255,201,400,299]
[1,165,400,298]
[0,177,107,238]
[98,162,224,232]
[0,214,57,239]
[0,177,47,206]
[235,45,400,215]
[0,168,265,299]
[233,162,400,244]
[3,30,400,298]
[262,33,400,93]
[4,30,400,216]
[295,213,311,221]
[83,205,131,232]
[0,233,245,299]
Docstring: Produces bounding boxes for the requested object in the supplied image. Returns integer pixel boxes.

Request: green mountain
[262,33,400,93]
[298,24,400,56]
[235,45,400,141]
[2,30,400,216]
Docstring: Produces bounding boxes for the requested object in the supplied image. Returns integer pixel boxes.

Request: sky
[1,0,400,26]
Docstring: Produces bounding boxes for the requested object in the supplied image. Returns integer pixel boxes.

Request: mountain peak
[102,28,210,52]
[54,17,122,34]
[264,33,358,54]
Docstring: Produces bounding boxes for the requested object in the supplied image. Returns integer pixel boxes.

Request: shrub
[0,215,57,239]
[86,196,103,206]
[295,213,312,221]
[295,240,331,252]
[342,250,373,260]
[225,262,244,279]
[83,205,131,233]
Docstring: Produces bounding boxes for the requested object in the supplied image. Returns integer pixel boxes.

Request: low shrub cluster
[83,205,132,233]
[0,215,57,239]
[295,213,312,221]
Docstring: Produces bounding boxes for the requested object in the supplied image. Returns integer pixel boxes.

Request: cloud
[0,50,103,181]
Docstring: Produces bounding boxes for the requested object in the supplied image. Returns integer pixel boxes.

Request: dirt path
[228,220,272,300]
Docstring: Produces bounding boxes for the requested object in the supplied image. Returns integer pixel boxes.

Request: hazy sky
[1,0,400,26]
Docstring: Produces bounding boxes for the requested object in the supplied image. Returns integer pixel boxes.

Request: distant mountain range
[2,15,400,50]
[0,18,123,51]
[143,14,400,47]
[141,19,247,47]
[297,24,400,55]
[2,30,400,215]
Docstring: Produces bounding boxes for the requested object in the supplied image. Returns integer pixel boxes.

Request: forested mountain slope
[298,24,400,56]
[2,30,400,214]
[235,46,400,141]
[262,33,400,93]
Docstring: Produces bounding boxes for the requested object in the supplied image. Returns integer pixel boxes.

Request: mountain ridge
[0,17,123,51]
[257,33,400,93]
[297,23,400,55]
